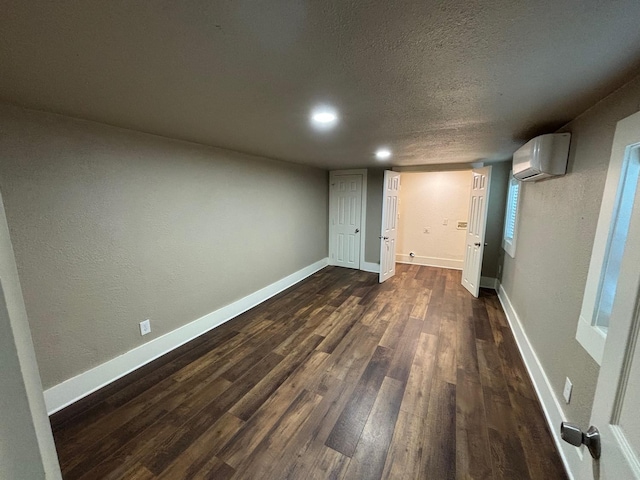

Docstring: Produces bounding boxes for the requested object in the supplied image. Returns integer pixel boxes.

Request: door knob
[379,236,389,240]
[560,422,601,459]
[474,242,481,247]
[355,228,360,233]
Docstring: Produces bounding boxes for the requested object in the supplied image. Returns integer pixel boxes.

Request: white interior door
[379,171,400,283]
[330,174,362,269]
[576,112,640,479]
[461,166,491,297]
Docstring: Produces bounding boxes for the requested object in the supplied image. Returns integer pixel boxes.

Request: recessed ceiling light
[375,148,392,160]
[310,106,339,129]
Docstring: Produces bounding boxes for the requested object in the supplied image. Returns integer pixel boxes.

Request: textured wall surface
[396,171,471,266]
[0,194,61,479]
[0,105,328,389]
[482,161,510,279]
[501,74,640,426]
[365,169,384,264]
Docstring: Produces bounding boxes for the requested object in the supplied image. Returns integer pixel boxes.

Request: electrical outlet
[140,319,151,336]
[563,377,573,404]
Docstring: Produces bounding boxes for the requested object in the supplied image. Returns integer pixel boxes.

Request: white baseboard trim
[361,261,380,274]
[44,257,330,415]
[396,254,462,270]
[480,276,498,290]
[497,284,581,480]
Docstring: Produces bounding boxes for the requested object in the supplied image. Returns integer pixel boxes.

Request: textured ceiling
[2,0,640,169]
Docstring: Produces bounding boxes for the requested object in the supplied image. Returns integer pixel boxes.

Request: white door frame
[574,110,640,479]
[328,169,367,270]
[0,192,62,478]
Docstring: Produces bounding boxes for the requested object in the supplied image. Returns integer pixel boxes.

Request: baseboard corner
[361,261,380,274]
[480,276,498,290]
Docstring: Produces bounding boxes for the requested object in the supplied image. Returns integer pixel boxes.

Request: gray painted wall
[0,195,61,479]
[500,74,640,427]
[482,161,510,279]
[365,169,384,264]
[0,105,328,390]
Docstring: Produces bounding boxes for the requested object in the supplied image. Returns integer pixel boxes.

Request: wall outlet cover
[563,377,573,404]
[140,319,151,336]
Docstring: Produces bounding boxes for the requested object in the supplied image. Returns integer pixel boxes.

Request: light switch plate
[563,377,573,404]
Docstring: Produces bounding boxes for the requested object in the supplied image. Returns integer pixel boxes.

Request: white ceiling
[2,0,640,169]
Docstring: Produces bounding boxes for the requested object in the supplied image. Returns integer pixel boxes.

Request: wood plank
[400,332,438,417]
[192,457,235,480]
[455,369,493,479]
[381,410,427,480]
[387,317,423,383]
[410,288,431,320]
[325,345,392,456]
[305,446,350,480]
[472,298,494,342]
[228,333,324,421]
[435,318,458,384]
[315,299,366,353]
[509,391,568,479]
[52,266,567,480]
[141,352,284,475]
[156,413,244,480]
[231,389,323,478]
[279,379,360,479]
[378,302,413,349]
[421,380,456,480]
[341,376,405,478]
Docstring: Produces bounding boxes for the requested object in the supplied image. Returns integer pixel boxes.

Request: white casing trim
[497,284,581,480]
[361,261,380,274]
[44,257,329,415]
[480,276,498,290]
[575,315,606,365]
[396,254,462,270]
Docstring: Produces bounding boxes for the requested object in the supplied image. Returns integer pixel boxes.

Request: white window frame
[576,119,640,365]
[502,173,521,258]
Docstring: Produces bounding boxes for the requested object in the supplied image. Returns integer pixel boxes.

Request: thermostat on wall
[457,221,468,230]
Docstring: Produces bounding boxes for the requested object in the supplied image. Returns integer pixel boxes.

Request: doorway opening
[396,170,472,270]
[378,167,492,297]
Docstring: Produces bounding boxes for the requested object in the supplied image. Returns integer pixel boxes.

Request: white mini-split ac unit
[512,133,571,181]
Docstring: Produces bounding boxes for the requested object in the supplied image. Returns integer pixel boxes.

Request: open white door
[461,166,491,297]
[379,171,400,283]
[572,111,640,479]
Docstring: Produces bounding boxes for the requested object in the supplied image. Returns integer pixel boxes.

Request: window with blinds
[503,175,520,257]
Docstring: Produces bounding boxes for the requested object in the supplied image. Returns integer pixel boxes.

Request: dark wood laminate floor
[50,265,568,480]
